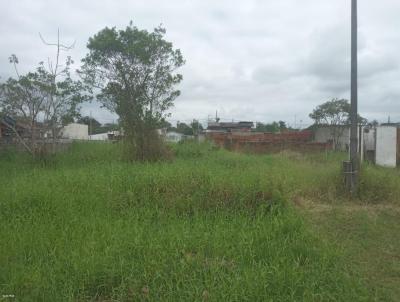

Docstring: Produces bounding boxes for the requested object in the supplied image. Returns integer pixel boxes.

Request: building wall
[166,132,183,143]
[376,126,397,168]
[363,128,376,151]
[197,134,206,143]
[314,127,350,151]
[207,131,328,153]
[61,123,89,140]
[361,127,376,162]
[89,133,109,141]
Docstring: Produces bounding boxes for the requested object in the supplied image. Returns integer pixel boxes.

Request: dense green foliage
[1,143,399,301]
[79,22,184,161]
[255,121,287,133]
[77,116,119,135]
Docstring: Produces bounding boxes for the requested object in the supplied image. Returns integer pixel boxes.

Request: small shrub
[358,165,400,203]
[123,130,173,162]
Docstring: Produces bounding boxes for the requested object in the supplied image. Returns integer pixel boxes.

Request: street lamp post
[347,0,359,193]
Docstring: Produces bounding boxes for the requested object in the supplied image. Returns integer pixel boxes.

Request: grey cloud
[1,0,400,125]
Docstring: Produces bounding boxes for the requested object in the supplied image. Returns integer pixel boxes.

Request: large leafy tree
[309,98,350,127]
[79,22,184,160]
[190,119,203,135]
[176,122,193,136]
[255,121,286,133]
[310,98,350,150]
[77,116,102,134]
[309,98,366,150]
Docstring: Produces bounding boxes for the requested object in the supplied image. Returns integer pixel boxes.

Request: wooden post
[397,128,400,166]
[343,161,353,191]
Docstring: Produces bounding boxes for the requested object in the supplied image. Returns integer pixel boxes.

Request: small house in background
[157,128,167,137]
[157,128,196,143]
[61,123,89,140]
[163,131,194,143]
[0,116,37,143]
[207,121,254,133]
[89,130,123,141]
[165,131,184,143]
[107,130,123,141]
[89,133,109,141]
[1,117,19,143]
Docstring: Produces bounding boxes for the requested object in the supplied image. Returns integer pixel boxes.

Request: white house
[88,130,123,141]
[61,123,89,140]
[89,133,109,141]
[166,131,184,143]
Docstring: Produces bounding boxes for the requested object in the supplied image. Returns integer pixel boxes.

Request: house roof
[381,123,400,127]
[207,121,254,130]
[0,116,30,130]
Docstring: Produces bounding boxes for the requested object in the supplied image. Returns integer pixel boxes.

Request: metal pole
[90,111,92,140]
[350,0,359,193]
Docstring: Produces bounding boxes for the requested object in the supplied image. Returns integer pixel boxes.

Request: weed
[1,142,396,300]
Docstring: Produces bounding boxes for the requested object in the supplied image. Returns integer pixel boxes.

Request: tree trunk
[31,119,37,156]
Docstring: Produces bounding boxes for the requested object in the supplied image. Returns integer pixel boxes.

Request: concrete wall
[376,126,397,168]
[166,132,183,143]
[197,134,206,143]
[363,128,376,151]
[89,133,108,141]
[61,123,89,140]
[314,126,350,151]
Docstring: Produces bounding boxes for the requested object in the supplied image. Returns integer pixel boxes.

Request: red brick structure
[207,131,331,153]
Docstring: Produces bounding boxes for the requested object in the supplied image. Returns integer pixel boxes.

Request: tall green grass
[1,141,396,301]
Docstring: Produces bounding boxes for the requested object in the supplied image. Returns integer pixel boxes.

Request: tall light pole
[349,0,359,193]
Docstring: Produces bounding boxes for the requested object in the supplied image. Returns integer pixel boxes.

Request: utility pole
[347,0,359,193]
[89,111,93,139]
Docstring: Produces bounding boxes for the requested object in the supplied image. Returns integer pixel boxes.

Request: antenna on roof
[215,111,220,123]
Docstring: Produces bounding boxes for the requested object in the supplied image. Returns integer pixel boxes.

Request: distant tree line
[76,116,119,135]
[254,121,288,133]
[308,98,369,150]
[159,119,203,136]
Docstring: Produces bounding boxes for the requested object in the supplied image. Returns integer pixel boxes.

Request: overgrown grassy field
[0,142,399,301]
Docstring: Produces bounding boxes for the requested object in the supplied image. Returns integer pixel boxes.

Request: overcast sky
[1,0,399,126]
